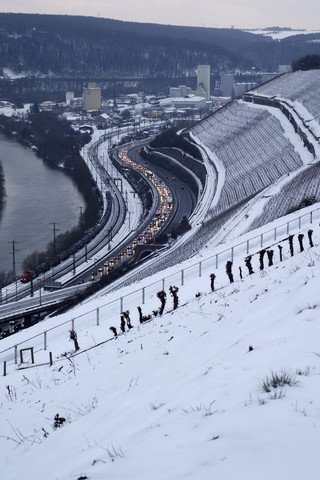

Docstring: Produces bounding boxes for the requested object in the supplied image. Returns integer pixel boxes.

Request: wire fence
[1,204,319,374]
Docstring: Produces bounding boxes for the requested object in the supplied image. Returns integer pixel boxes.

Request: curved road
[0,135,197,325]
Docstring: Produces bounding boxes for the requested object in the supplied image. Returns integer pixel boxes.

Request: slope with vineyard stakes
[252,70,320,136]
[2,72,320,480]
[189,100,306,217]
[186,71,320,246]
[248,162,320,230]
[1,211,320,480]
[98,73,320,292]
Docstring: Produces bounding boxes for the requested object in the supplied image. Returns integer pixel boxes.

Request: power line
[9,240,19,278]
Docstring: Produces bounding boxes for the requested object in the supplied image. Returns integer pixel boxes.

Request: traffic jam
[91,147,173,280]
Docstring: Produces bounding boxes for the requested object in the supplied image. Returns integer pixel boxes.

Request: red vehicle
[20,270,37,283]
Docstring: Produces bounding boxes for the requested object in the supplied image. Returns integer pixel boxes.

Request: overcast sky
[1,0,319,30]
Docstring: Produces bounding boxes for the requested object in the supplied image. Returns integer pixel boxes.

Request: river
[0,133,85,274]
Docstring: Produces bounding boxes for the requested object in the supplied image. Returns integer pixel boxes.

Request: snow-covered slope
[1,71,320,480]
[1,222,320,480]
[253,70,320,127]
[183,71,320,253]
[254,70,320,104]
[189,100,307,217]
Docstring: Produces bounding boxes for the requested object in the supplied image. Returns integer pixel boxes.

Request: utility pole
[9,240,19,279]
[79,206,83,225]
[49,222,60,257]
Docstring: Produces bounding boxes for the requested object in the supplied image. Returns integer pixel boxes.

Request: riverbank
[0,111,101,282]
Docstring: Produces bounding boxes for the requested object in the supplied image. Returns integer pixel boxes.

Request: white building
[161,95,207,110]
[95,113,112,127]
[170,85,193,97]
[195,65,210,100]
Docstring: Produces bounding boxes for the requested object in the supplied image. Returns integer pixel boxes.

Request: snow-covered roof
[98,113,111,120]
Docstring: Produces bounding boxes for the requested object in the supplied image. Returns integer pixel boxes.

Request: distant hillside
[241,32,320,71]
[0,13,319,102]
[0,13,258,79]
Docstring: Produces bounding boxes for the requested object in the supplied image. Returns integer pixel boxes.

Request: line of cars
[89,147,173,280]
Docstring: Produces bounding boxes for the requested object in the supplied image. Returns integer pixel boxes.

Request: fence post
[199,261,202,277]
[215,254,219,269]
[181,269,184,286]
[49,352,53,367]
[247,239,249,254]
[96,307,100,326]
[260,233,263,248]
[142,287,145,305]
[231,247,234,262]
[274,227,277,241]
[310,211,313,224]
[298,216,301,229]
[287,222,289,234]
[14,345,18,365]
[120,297,123,314]
[3,361,6,376]
[44,330,47,351]
[71,318,74,331]
[162,278,165,291]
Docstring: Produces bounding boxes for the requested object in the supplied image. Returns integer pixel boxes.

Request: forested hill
[1,13,320,86]
[0,13,261,78]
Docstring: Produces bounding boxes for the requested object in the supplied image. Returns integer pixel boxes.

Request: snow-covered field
[243,28,320,40]
[1,217,320,480]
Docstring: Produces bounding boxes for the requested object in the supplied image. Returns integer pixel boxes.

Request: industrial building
[170,85,193,97]
[220,74,234,98]
[195,65,211,100]
[233,82,257,98]
[160,95,207,110]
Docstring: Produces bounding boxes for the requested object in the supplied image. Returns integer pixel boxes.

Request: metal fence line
[1,205,319,368]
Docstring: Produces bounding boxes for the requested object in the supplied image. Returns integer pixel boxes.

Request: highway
[127,143,195,228]
[1,134,127,302]
[0,133,196,333]
[65,143,176,283]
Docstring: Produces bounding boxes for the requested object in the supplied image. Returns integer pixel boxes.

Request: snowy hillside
[249,162,320,229]
[2,70,320,480]
[1,219,320,480]
[75,71,320,293]
[189,100,308,217]
[253,70,320,127]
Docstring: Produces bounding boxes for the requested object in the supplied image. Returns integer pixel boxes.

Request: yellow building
[83,82,101,111]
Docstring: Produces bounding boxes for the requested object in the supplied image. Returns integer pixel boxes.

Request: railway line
[0,131,196,335]
[2,136,127,303]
